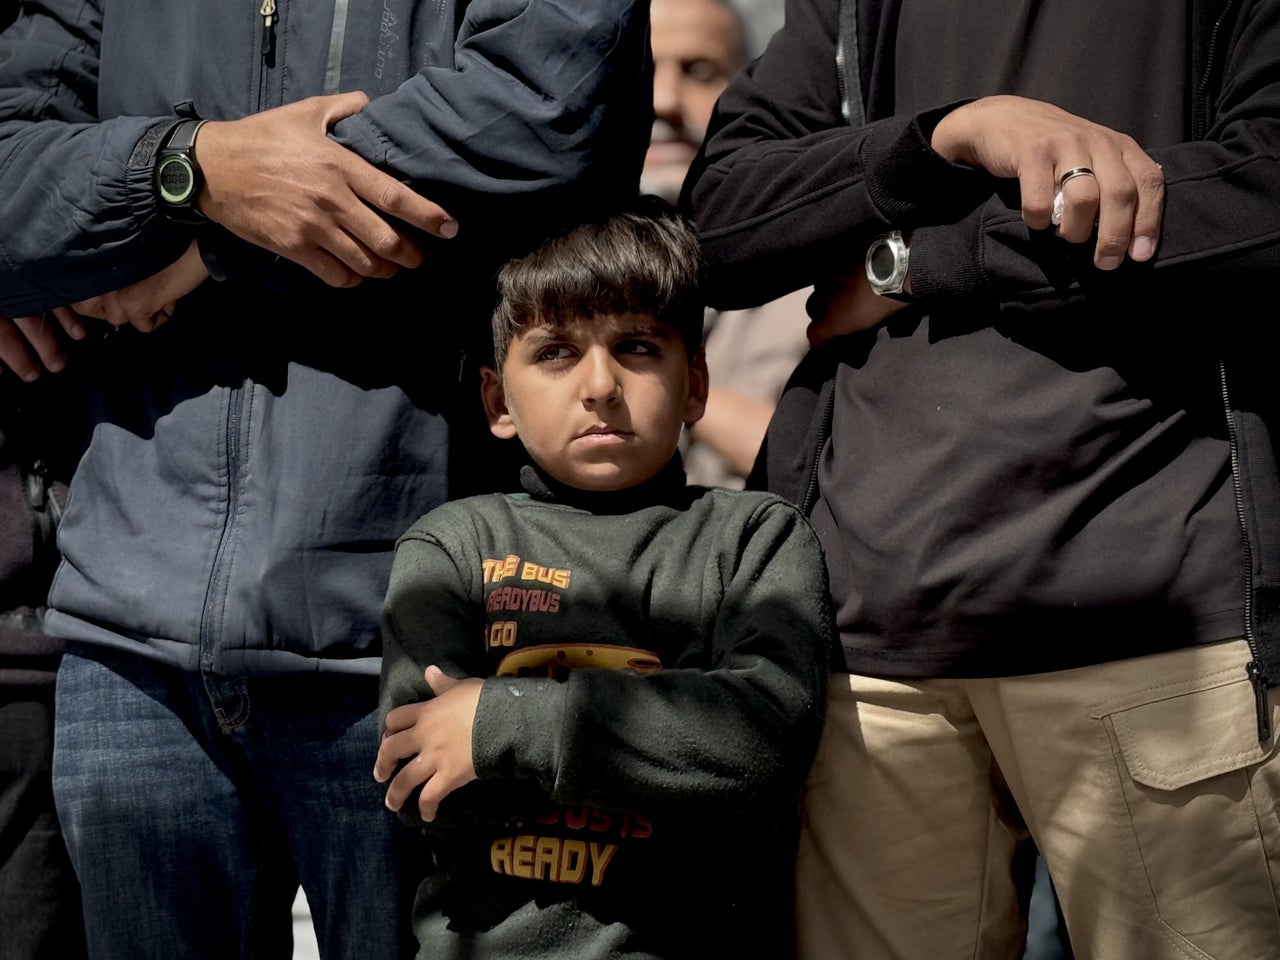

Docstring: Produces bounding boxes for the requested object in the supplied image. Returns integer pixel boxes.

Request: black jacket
[685,0,1280,726]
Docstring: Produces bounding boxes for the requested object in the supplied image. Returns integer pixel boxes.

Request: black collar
[519,456,688,514]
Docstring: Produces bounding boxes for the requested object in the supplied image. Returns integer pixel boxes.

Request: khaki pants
[796,639,1280,960]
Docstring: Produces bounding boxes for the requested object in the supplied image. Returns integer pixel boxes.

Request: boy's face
[482,313,708,492]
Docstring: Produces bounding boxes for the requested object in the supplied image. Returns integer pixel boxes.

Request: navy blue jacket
[0,0,652,675]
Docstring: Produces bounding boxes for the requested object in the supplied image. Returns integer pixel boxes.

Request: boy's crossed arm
[377,500,832,825]
[375,665,482,821]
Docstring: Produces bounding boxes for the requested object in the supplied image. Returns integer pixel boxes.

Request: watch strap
[156,118,208,224]
[166,118,206,154]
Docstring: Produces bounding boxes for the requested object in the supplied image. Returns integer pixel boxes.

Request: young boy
[374,204,831,959]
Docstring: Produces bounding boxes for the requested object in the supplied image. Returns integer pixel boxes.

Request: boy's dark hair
[491,198,704,368]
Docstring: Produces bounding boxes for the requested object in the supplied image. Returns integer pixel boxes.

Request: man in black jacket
[685,1,1280,958]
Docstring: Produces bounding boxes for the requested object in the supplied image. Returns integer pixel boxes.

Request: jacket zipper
[197,6,275,668]
[24,458,62,552]
[1220,359,1270,741]
[260,0,277,67]
[199,389,246,671]
[800,382,837,517]
[835,34,851,125]
[1200,1,1269,740]
[1194,0,1241,139]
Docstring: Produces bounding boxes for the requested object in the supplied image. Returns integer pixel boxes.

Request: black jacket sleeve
[685,0,1280,311]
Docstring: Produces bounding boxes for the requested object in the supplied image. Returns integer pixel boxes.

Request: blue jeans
[51,644,426,960]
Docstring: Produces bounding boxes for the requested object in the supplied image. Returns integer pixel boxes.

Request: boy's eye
[534,345,574,362]
[616,339,660,356]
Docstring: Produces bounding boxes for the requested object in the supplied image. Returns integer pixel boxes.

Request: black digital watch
[154,119,208,225]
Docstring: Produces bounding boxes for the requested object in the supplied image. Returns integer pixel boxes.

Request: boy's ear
[683,348,709,427]
[480,367,518,440]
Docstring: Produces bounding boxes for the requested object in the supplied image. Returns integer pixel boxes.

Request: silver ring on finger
[1051,167,1097,227]
[1057,166,1096,188]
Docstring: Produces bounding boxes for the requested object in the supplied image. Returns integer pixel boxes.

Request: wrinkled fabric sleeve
[381,527,486,724]
[334,0,650,213]
[470,500,831,817]
[204,0,653,287]
[0,1,195,314]
[1,0,652,309]
[379,519,492,830]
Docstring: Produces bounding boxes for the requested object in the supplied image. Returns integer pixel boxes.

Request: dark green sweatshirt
[380,462,831,959]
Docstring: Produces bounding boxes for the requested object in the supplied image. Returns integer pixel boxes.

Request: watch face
[157,155,196,205]
[868,240,898,283]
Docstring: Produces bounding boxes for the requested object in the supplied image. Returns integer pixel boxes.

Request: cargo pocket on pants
[1096,669,1280,958]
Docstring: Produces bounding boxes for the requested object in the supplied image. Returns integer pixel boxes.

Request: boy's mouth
[574,425,632,444]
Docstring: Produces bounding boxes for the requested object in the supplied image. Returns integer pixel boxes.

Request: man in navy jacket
[0,2,651,956]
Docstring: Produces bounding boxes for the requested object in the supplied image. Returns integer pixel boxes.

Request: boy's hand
[374,665,482,821]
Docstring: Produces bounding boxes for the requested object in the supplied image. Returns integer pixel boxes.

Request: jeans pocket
[1099,672,1280,958]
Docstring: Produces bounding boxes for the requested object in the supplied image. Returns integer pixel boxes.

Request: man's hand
[0,308,86,381]
[374,665,482,821]
[196,93,458,289]
[73,241,209,333]
[804,266,910,348]
[931,95,1165,270]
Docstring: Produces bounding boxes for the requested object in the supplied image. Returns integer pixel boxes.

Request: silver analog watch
[865,230,912,300]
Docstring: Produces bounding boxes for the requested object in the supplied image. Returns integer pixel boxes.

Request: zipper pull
[1247,660,1272,742]
[24,458,49,511]
[259,0,277,67]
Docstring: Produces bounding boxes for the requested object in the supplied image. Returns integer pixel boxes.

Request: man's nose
[652,60,683,126]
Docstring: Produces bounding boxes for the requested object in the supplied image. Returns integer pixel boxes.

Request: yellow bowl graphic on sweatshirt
[496,643,663,678]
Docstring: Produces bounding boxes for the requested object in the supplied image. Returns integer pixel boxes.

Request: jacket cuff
[861,101,991,226]
[125,118,186,229]
[910,205,1090,304]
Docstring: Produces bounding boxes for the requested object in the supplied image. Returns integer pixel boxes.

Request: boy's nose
[580,350,621,406]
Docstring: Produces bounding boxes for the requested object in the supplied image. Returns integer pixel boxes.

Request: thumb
[425,664,460,696]
[316,91,371,129]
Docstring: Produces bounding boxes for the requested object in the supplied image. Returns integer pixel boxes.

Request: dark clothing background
[0,690,86,960]
[0,0,91,921]
[0,220,90,960]
[0,350,92,959]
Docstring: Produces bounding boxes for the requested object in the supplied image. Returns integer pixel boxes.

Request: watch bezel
[156,153,198,206]
[865,230,910,298]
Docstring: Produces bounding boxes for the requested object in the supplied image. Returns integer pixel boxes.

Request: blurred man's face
[642,0,745,202]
